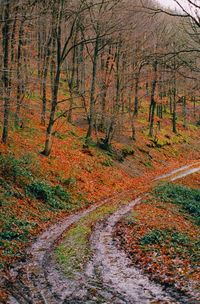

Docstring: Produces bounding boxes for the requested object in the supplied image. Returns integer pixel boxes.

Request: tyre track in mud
[3,162,200,304]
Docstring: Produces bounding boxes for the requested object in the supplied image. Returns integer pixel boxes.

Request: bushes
[0,153,33,186]
[121,146,135,158]
[1,226,29,268]
[0,153,75,211]
[26,181,72,210]
[154,183,200,224]
[57,177,77,187]
[26,181,52,201]
[140,229,190,246]
[101,158,113,167]
[0,216,36,244]
[139,228,199,262]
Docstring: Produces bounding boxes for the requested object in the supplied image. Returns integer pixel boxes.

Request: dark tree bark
[15,20,25,126]
[2,0,11,144]
[86,34,99,140]
[41,36,51,126]
[149,60,158,137]
[42,1,62,156]
[42,69,60,156]
[134,72,140,116]
[172,76,177,134]
[67,34,77,123]
[182,96,187,129]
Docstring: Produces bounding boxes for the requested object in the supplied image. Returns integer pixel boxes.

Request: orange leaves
[115,196,200,296]
[175,171,200,189]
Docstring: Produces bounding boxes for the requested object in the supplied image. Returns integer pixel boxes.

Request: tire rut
[3,162,200,304]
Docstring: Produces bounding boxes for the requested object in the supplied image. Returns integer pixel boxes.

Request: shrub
[26,181,52,201]
[140,229,168,245]
[101,158,113,167]
[58,177,76,187]
[121,146,135,158]
[0,216,36,243]
[154,183,200,224]
[140,229,190,246]
[54,185,71,201]
[0,154,33,186]
[26,181,72,210]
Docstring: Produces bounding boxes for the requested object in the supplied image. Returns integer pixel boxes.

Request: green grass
[55,197,131,278]
[154,183,200,225]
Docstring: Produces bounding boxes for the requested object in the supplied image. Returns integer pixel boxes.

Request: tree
[1,0,11,143]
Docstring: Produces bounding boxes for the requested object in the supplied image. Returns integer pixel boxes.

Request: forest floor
[0,99,200,302]
[1,162,200,304]
[115,170,200,303]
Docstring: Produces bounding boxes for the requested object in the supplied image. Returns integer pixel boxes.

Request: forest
[0,0,200,303]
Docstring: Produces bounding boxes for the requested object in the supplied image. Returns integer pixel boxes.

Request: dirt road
[4,162,200,304]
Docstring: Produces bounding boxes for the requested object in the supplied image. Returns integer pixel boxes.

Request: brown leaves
[115,198,200,296]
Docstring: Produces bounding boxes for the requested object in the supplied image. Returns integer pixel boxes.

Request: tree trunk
[15,21,24,127]
[149,60,158,137]
[67,41,77,123]
[41,37,51,126]
[86,35,99,140]
[2,0,11,144]
[42,71,60,156]
[131,117,136,140]
[183,96,187,129]
[134,73,139,116]
[192,96,196,118]
[172,85,177,134]
[42,3,62,156]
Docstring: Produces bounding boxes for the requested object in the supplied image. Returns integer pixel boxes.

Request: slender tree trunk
[15,21,24,126]
[42,70,60,156]
[192,96,196,118]
[10,8,17,64]
[146,82,149,96]
[131,116,136,140]
[104,42,121,145]
[67,41,77,123]
[99,48,112,131]
[172,79,177,134]
[149,60,158,137]
[80,34,85,96]
[42,1,63,156]
[2,0,11,144]
[41,37,51,125]
[134,72,140,116]
[169,91,173,114]
[86,35,99,140]
[183,96,187,129]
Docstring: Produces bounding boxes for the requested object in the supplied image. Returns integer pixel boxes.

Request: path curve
[4,162,200,304]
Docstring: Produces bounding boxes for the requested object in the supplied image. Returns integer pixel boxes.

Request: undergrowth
[0,153,78,269]
[140,228,199,262]
[154,183,200,224]
[26,182,72,210]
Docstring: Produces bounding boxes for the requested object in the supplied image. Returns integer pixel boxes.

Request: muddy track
[3,162,200,304]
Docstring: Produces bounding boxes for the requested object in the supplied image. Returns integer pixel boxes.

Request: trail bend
[5,162,200,304]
